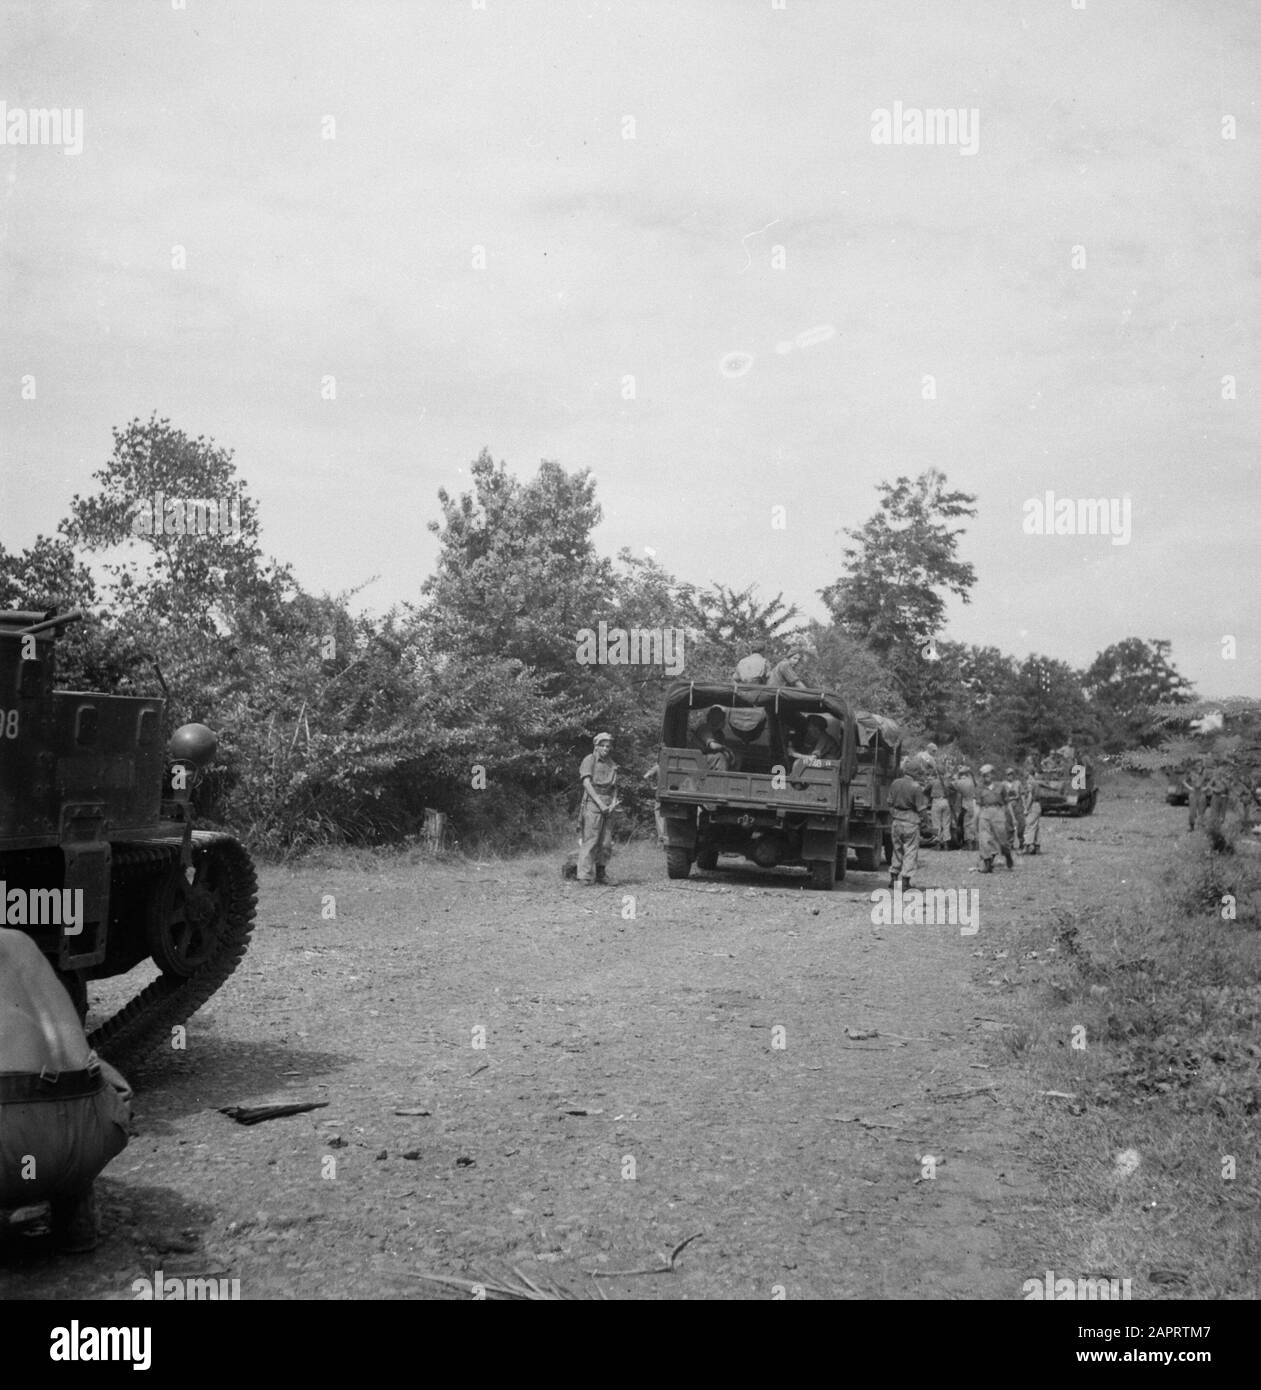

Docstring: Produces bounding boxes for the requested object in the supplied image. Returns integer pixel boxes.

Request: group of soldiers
[886,747,1044,890]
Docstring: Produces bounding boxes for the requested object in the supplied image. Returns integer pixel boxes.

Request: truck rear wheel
[695,846,719,871]
[854,845,878,872]
[665,848,691,880]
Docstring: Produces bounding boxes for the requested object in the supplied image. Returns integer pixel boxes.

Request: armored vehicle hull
[0,610,256,1062]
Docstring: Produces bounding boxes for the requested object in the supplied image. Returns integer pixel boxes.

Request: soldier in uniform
[733,643,771,684]
[768,643,812,689]
[1004,766,1025,850]
[1021,765,1043,854]
[887,767,927,890]
[953,765,978,850]
[976,765,1015,872]
[577,733,618,884]
[0,929,132,1252]
[926,760,953,849]
[1183,762,1206,831]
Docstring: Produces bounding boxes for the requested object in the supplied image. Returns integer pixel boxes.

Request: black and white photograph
[0,0,1257,1340]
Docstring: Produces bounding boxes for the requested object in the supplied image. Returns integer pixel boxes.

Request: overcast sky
[1,0,1257,695]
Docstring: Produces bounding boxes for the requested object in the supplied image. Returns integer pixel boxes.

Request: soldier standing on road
[577,733,618,884]
[1022,766,1043,854]
[976,765,1015,872]
[1183,762,1206,832]
[927,760,953,849]
[887,767,927,890]
[1004,766,1025,850]
[953,765,978,850]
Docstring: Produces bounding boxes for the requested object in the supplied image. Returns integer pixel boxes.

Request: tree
[920,641,1021,754]
[1084,638,1195,750]
[1010,655,1101,759]
[821,470,977,713]
[0,534,132,690]
[421,448,615,678]
[677,581,804,681]
[809,622,906,721]
[59,414,299,718]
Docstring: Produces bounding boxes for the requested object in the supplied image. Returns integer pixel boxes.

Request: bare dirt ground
[0,789,1180,1300]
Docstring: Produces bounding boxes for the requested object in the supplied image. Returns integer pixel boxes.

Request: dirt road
[2,803,1131,1300]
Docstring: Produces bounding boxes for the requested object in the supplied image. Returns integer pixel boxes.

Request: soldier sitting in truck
[787,713,842,787]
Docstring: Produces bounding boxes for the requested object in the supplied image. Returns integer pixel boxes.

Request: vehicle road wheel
[810,857,837,891]
[146,859,227,978]
[1082,789,1097,815]
[665,848,691,880]
[854,845,878,872]
[695,846,719,871]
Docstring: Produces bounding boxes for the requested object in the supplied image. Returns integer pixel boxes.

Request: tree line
[0,416,1196,855]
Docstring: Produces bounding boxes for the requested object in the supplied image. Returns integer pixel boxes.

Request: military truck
[654,680,857,889]
[0,609,257,1061]
[1032,748,1097,816]
[848,711,902,870]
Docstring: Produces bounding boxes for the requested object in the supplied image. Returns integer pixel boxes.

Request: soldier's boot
[51,1184,99,1255]
[901,877,911,889]
[595,865,608,884]
[981,859,994,873]
[1003,847,1014,869]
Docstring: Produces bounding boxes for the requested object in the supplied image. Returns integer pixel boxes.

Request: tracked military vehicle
[0,609,256,1062]
[1032,747,1097,816]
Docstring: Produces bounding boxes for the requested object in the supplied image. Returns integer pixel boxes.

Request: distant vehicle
[849,711,902,870]
[1032,751,1097,816]
[1165,782,1189,807]
[654,681,857,890]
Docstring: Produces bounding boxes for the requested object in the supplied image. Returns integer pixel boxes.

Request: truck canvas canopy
[660,680,858,780]
[854,711,902,751]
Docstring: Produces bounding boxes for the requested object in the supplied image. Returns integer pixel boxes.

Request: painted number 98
[1,710,19,739]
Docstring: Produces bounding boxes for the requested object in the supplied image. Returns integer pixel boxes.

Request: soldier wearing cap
[577,733,618,883]
[976,765,1014,872]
